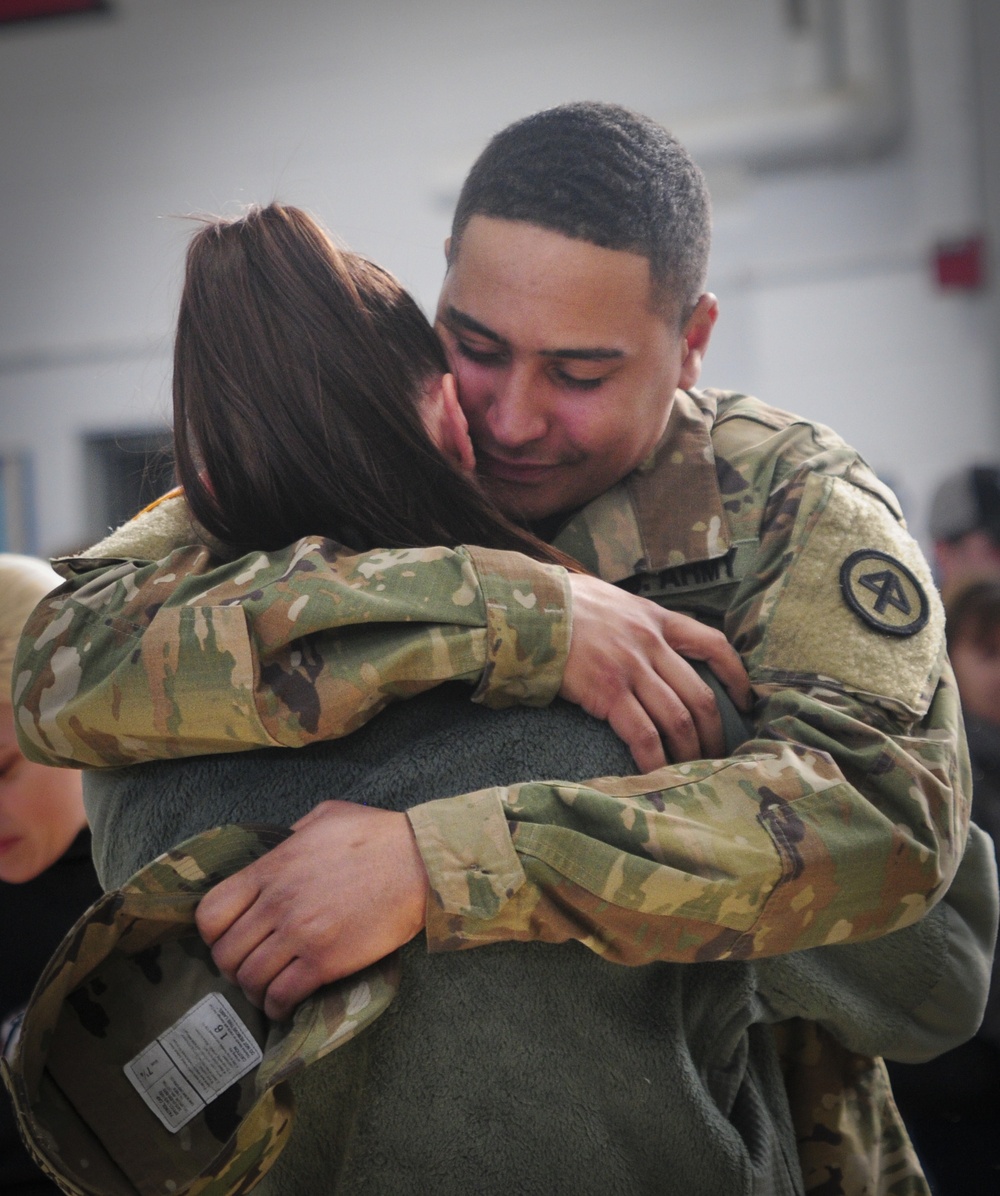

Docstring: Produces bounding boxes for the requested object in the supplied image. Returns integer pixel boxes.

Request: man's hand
[561,574,752,770]
[195,801,429,1022]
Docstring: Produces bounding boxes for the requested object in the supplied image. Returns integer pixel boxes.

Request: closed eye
[553,370,607,391]
[455,339,507,366]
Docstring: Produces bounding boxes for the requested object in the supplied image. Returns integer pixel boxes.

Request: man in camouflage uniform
[12,103,994,1193]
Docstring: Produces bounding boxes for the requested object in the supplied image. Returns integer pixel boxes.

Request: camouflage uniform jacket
[13,389,968,964]
[11,389,983,1194]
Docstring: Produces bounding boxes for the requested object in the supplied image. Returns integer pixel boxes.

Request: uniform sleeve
[410,470,971,960]
[752,822,997,1062]
[13,537,571,768]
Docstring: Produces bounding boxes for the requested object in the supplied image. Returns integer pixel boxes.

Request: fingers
[207,918,311,1016]
[261,958,323,1023]
[196,876,286,1007]
[195,802,429,1022]
[575,654,721,767]
[197,871,319,1013]
[631,653,724,762]
[562,574,753,765]
[605,696,667,772]
[196,870,261,948]
[232,933,297,1011]
[291,800,336,831]
[658,613,753,713]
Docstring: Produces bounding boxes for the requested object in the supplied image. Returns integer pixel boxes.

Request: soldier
[12,104,995,1194]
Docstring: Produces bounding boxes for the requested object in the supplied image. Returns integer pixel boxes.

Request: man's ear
[678,293,719,390]
[423,373,476,474]
[443,236,452,264]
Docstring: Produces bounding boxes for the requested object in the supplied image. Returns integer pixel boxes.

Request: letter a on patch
[839,550,929,636]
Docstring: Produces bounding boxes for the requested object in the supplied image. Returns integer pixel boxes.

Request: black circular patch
[839,550,929,637]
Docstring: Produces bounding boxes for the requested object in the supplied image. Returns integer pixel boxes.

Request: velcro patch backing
[757,475,943,714]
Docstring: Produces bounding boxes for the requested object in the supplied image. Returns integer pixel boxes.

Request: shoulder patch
[839,550,929,637]
[753,474,944,716]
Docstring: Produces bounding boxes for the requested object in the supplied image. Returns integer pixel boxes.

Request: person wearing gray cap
[929,464,1000,589]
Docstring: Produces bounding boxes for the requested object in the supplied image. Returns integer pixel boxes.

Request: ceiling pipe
[670,0,907,174]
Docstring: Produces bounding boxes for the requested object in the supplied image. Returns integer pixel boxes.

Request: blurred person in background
[0,554,101,1195]
[889,577,1000,1194]
[929,465,1000,589]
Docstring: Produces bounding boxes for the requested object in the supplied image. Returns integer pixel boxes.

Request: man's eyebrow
[443,305,624,361]
[442,306,505,343]
[539,346,624,362]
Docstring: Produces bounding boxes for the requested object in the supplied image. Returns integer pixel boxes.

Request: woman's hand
[560,574,752,769]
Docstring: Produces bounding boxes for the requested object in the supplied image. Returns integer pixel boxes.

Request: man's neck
[527,509,580,544]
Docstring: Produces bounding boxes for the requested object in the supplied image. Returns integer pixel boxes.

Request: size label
[123,993,263,1133]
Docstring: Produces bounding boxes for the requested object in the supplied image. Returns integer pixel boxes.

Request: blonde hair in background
[0,553,61,701]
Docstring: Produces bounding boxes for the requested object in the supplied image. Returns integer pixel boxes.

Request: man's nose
[486,368,547,448]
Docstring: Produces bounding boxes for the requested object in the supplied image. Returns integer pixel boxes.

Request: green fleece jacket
[84,688,989,1196]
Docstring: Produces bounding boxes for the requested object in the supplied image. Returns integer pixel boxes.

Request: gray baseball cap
[929,465,1000,544]
[1,824,400,1196]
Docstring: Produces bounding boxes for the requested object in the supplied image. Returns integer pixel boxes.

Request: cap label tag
[123,992,263,1133]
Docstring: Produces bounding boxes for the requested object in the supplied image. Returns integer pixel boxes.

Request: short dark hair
[173,203,575,569]
[450,101,711,320]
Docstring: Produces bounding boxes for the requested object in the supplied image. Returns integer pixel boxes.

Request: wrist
[397,812,430,936]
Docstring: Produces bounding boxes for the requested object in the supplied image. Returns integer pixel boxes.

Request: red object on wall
[933,235,988,291]
[0,0,104,21]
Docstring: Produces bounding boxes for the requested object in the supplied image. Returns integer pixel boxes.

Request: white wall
[0,0,996,553]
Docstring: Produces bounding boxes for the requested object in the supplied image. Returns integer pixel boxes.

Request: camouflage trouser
[775,1021,929,1196]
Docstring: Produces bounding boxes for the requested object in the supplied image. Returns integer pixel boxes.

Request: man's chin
[483,477,578,530]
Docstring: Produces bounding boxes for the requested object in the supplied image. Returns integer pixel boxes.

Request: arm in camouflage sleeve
[14,493,751,772]
[752,821,997,1062]
[13,533,569,768]
[408,469,970,960]
[405,684,989,1057]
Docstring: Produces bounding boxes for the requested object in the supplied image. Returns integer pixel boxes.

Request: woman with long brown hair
[65,204,800,1194]
[173,203,574,570]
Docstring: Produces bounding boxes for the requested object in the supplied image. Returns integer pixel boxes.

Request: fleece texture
[85,687,802,1196]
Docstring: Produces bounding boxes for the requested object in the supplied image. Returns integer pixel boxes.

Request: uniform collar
[552,389,733,582]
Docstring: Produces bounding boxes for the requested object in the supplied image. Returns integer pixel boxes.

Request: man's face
[435,217,714,523]
[935,531,1000,589]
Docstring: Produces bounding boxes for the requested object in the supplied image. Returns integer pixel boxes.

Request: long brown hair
[173,203,575,568]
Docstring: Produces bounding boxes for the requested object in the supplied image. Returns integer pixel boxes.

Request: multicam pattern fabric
[12,502,570,768]
[775,1021,928,1196]
[410,391,963,964]
[1,824,400,1196]
[11,389,972,1195]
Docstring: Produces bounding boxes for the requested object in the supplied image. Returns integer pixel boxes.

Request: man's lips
[0,836,20,855]
[477,452,564,485]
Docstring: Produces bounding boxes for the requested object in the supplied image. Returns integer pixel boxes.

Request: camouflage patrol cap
[0,824,400,1196]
